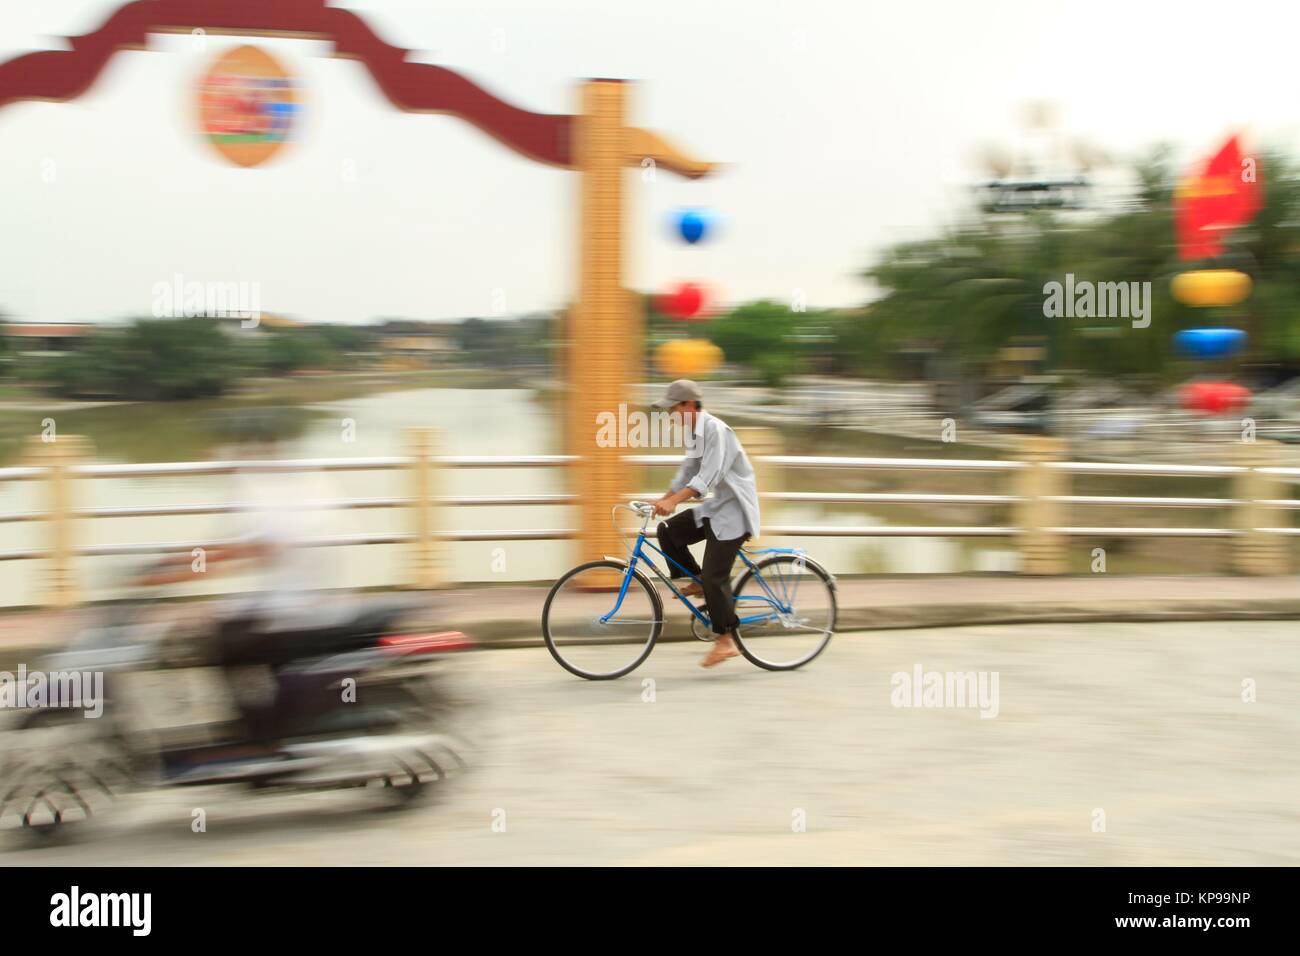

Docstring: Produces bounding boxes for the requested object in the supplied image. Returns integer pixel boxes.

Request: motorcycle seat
[220,598,420,667]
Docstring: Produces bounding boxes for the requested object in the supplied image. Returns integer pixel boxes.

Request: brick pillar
[1232,440,1288,575]
[406,426,445,588]
[569,79,633,568]
[29,434,87,607]
[1013,435,1067,575]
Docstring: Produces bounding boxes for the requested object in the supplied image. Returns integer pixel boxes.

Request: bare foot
[700,637,740,668]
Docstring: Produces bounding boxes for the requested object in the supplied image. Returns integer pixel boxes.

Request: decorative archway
[0,0,716,567]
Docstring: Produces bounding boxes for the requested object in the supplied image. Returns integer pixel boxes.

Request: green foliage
[751,351,797,388]
[697,299,834,386]
[848,147,1300,386]
[32,317,240,400]
[707,300,800,366]
[22,318,358,400]
[313,323,371,354]
[454,315,551,367]
[13,312,554,402]
[261,328,334,373]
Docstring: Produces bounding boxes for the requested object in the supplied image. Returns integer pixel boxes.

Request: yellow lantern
[655,338,722,377]
[1171,269,1252,308]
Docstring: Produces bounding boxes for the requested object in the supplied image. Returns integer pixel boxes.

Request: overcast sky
[3,0,1299,325]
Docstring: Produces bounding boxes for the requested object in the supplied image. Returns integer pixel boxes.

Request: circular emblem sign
[197,45,300,167]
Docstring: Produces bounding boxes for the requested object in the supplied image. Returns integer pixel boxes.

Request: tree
[848,147,1300,388]
[261,328,333,374]
[703,299,828,386]
[32,317,246,400]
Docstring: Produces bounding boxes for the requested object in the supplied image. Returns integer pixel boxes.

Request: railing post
[1232,440,1288,575]
[28,434,86,608]
[737,426,781,548]
[406,426,445,589]
[1013,435,1067,574]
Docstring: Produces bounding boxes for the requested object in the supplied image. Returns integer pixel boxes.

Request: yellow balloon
[1171,269,1252,308]
[655,338,722,377]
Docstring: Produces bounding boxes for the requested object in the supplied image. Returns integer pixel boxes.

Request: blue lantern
[675,208,711,245]
[1174,327,1246,360]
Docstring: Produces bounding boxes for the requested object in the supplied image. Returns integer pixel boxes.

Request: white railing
[2,430,1296,606]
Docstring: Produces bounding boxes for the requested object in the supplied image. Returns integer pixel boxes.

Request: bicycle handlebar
[611,500,658,536]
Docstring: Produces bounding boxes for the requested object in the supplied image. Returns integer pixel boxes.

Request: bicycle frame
[602,521,807,632]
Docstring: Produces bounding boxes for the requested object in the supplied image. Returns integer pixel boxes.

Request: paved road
[3,621,1297,865]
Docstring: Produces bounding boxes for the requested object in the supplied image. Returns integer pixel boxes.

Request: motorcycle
[0,560,475,842]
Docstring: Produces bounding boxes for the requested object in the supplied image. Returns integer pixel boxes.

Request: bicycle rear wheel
[732,554,836,670]
[541,561,663,680]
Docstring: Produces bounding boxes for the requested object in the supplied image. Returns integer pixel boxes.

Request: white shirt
[221,467,346,629]
[669,411,760,541]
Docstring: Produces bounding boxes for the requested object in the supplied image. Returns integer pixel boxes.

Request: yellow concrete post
[736,427,781,549]
[1232,440,1288,575]
[1013,435,1067,575]
[406,426,444,588]
[29,434,86,608]
[569,79,633,569]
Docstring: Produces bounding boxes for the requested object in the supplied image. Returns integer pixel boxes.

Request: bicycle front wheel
[541,561,663,680]
[732,554,836,670]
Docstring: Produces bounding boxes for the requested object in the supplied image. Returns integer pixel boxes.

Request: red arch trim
[0,0,574,167]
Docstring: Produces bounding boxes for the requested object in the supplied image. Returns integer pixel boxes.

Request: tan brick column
[1232,440,1288,575]
[569,79,634,568]
[28,434,88,607]
[1013,435,1067,575]
[406,426,444,588]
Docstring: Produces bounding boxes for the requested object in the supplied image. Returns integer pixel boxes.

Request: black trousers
[656,510,748,635]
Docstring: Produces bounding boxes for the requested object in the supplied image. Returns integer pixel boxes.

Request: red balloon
[659,282,707,320]
[1179,381,1250,414]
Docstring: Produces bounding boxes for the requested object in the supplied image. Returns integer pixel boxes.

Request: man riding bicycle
[651,379,760,668]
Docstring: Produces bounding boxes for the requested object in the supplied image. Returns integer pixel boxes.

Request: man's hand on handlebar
[653,488,697,517]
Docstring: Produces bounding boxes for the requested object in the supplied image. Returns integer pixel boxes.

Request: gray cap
[652,379,703,409]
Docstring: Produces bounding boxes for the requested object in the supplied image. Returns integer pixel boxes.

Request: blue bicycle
[542,501,837,680]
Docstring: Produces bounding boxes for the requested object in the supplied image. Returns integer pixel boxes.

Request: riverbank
[0,366,510,412]
[0,367,527,466]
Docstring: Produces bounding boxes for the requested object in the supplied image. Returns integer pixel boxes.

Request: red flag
[1175,136,1261,260]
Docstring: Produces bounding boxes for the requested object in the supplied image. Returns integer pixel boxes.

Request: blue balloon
[1174,327,1246,359]
[676,208,711,245]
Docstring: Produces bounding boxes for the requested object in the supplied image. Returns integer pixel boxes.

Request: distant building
[214,313,303,337]
[373,320,457,366]
[2,323,94,356]
[990,338,1048,382]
